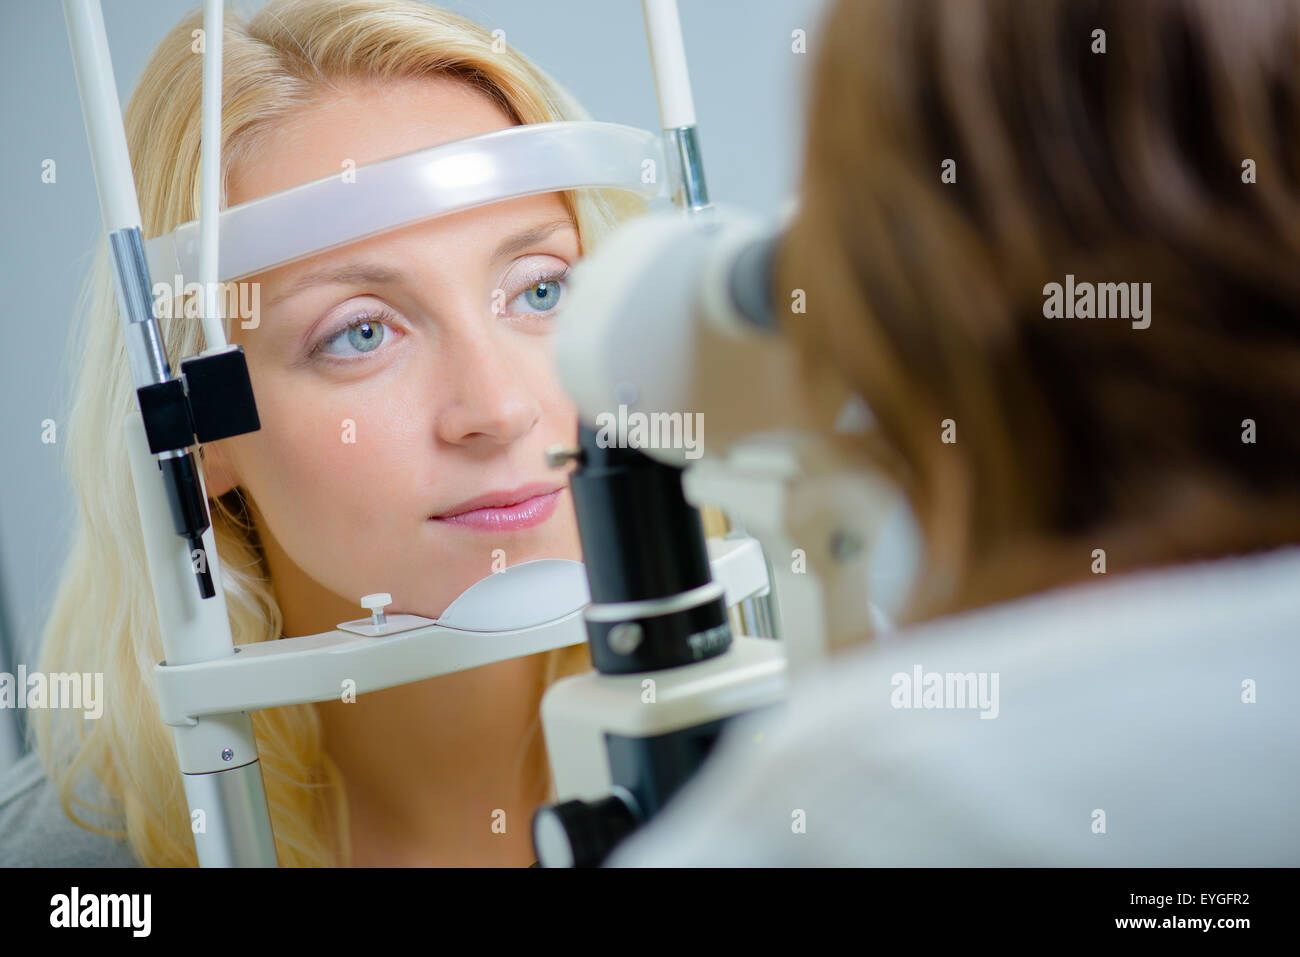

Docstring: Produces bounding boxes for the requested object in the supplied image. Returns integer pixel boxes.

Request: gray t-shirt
[0,749,140,867]
[606,546,1300,866]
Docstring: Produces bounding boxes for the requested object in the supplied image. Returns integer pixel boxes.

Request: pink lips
[431,485,563,532]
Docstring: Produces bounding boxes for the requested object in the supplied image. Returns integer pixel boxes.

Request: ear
[199,442,239,499]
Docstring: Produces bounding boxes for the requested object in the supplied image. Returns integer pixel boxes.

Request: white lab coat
[606,545,1300,866]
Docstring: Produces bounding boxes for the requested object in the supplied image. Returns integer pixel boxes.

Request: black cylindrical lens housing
[569,424,713,603]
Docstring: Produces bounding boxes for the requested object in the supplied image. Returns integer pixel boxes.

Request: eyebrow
[265,218,577,308]
[489,218,576,262]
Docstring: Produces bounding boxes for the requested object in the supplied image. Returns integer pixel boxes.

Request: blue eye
[316,314,392,359]
[509,275,566,315]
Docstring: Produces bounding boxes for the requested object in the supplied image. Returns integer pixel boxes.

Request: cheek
[525,337,578,419]
[235,371,426,550]
[540,373,577,419]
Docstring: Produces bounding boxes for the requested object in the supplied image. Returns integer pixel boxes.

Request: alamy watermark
[593,403,704,460]
[890,665,1000,719]
[1042,274,1151,329]
[50,887,150,937]
[0,667,103,719]
[152,277,262,330]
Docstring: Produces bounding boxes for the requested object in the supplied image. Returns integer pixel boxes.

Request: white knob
[361,592,391,627]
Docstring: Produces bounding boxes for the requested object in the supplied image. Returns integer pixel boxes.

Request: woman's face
[203,77,584,622]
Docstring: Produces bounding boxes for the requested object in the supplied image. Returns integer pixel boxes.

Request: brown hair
[779,0,1300,622]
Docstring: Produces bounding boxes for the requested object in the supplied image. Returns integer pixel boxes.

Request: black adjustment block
[136,380,195,454]
[181,346,261,443]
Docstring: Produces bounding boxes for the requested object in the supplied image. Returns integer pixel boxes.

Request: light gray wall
[0,0,830,770]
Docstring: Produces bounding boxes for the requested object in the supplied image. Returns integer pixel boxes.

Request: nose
[433,325,542,448]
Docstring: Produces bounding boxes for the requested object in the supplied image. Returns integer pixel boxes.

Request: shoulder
[607,547,1300,866]
[0,750,141,868]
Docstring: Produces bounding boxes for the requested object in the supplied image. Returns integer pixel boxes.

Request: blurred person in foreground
[608,0,1300,866]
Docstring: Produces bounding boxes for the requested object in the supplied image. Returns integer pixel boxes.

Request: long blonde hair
[33,0,646,867]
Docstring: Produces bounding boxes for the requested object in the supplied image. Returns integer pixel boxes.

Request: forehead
[227,76,516,207]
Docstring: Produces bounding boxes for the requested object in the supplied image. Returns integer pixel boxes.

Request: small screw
[545,444,583,468]
[221,748,233,762]
[361,592,392,628]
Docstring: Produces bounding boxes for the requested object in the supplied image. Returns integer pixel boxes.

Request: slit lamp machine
[62,0,900,867]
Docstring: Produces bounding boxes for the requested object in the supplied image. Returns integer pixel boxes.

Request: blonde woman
[0,0,656,867]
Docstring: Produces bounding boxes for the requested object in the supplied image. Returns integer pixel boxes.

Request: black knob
[532,789,642,868]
